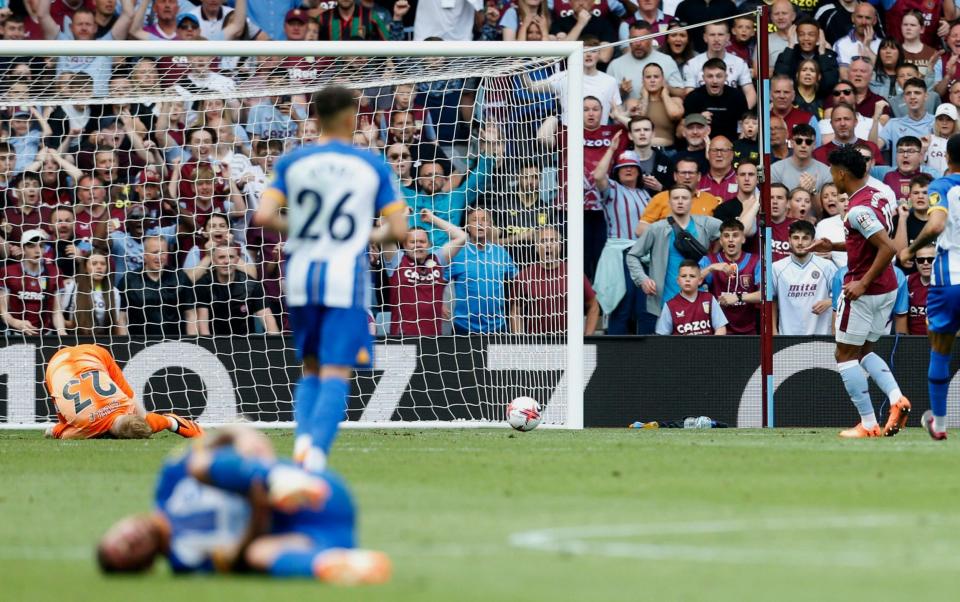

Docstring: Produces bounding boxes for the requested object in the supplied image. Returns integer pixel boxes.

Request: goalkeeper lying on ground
[44,344,203,439]
[96,426,390,584]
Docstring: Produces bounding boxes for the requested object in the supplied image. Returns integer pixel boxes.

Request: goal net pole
[756,7,775,428]
[0,39,586,430]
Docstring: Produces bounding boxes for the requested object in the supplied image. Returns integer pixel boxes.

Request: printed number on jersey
[62,372,118,413]
[294,190,357,242]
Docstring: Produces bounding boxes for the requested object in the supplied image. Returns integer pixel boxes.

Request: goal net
[0,40,584,430]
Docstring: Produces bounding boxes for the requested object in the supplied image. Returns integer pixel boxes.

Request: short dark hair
[902,77,927,92]
[791,123,816,138]
[909,173,934,188]
[770,183,789,196]
[720,218,745,233]
[679,259,701,271]
[16,171,40,186]
[897,135,922,150]
[740,109,757,121]
[788,220,815,237]
[703,58,727,72]
[828,145,868,179]
[794,15,819,30]
[628,116,654,131]
[630,20,653,32]
[312,86,357,123]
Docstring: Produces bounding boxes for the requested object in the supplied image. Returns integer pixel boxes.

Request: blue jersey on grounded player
[264,140,405,309]
[926,173,960,287]
[153,451,355,574]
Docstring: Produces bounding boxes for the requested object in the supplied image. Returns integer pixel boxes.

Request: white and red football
[506,397,542,432]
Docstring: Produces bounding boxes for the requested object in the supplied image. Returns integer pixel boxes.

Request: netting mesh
[0,50,577,427]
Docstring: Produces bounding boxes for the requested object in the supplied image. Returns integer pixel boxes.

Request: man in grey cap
[673,113,711,173]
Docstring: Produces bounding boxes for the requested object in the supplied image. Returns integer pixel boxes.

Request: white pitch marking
[509,514,960,570]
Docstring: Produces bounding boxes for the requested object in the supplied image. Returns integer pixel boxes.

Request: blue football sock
[929,350,951,419]
[293,375,322,438]
[206,450,271,494]
[859,353,902,403]
[839,360,876,425]
[268,550,318,578]
[309,377,350,455]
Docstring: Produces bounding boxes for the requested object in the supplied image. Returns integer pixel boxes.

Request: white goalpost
[0,40,584,430]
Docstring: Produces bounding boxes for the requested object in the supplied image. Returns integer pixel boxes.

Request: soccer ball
[506,397,541,432]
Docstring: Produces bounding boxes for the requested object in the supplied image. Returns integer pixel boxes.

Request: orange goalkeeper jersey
[45,345,137,440]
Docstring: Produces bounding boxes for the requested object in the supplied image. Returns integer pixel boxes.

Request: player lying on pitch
[96,426,391,584]
[44,344,203,440]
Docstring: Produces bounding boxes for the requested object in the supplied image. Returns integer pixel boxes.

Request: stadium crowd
[0,0,946,338]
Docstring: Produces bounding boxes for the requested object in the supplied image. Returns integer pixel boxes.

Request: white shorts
[835,290,897,346]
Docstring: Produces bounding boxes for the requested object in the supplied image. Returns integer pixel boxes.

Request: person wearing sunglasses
[772,123,833,198]
[905,244,936,334]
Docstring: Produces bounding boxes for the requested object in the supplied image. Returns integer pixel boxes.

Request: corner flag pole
[757,7,774,428]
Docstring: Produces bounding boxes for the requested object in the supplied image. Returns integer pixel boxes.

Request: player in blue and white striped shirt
[255,87,408,468]
[900,133,960,440]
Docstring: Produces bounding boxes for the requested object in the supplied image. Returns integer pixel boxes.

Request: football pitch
[2,428,958,601]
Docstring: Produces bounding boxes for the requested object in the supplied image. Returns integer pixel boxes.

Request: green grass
[1,428,958,601]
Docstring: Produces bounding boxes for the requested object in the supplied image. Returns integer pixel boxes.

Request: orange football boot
[839,423,883,438]
[164,413,204,438]
[882,397,911,437]
[314,549,392,585]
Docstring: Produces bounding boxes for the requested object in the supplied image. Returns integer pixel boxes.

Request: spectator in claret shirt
[449,207,517,335]
[699,219,760,335]
[882,136,927,205]
[4,172,53,245]
[905,244,935,335]
[769,183,796,262]
[511,226,599,335]
[769,75,819,137]
[0,229,67,336]
[698,136,738,201]
[382,209,467,336]
[655,260,728,336]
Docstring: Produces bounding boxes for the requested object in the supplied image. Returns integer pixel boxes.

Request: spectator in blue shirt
[402,133,498,247]
[449,207,517,334]
[8,107,50,175]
